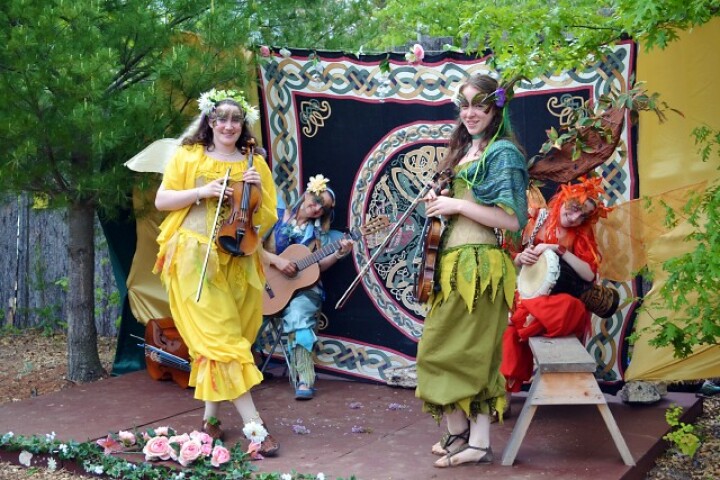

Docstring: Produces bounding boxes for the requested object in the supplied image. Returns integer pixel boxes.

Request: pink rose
[154,426,170,436]
[405,43,425,65]
[117,431,136,446]
[201,442,213,456]
[413,44,425,62]
[246,441,264,461]
[178,440,203,467]
[143,436,172,461]
[211,445,231,467]
[190,431,213,445]
[260,45,271,57]
[168,433,190,446]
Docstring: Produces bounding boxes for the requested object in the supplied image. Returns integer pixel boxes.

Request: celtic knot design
[351,122,454,339]
[300,99,331,138]
[547,94,586,126]
[258,43,636,383]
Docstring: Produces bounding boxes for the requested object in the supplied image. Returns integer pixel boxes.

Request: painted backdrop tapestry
[257,44,637,385]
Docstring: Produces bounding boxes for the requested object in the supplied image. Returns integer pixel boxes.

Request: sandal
[434,444,493,468]
[431,428,469,456]
[202,419,224,442]
[295,383,314,401]
[258,433,280,457]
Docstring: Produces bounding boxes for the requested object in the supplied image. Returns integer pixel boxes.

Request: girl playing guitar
[261,174,353,400]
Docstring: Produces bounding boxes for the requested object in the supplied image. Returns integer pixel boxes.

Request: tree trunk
[66,201,106,382]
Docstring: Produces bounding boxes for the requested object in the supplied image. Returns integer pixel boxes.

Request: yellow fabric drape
[127,186,171,324]
[624,182,720,380]
[622,17,720,381]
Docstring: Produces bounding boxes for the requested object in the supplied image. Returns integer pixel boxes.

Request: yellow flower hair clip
[306,174,330,195]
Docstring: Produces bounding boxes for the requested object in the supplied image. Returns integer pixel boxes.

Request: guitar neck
[295,237,344,271]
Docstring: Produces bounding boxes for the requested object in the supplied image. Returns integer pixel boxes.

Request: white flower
[244,105,260,126]
[198,90,217,116]
[279,47,291,58]
[47,457,57,472]
[242,421,268,443]
[46,431,56,442]
[281,474,293,480]
[58,443,69,455]
[94,465,104,475]
[18,450,33,467]
[306,174,330,195]
[317,473,326,480]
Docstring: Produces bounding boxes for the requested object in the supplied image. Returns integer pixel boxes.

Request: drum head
[517,249,561,299]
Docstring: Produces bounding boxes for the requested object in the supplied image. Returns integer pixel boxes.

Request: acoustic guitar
[262,216,389,316]
[413,169,453,303]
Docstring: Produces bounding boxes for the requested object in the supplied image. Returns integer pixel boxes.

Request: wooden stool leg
[597,404,635,466]
[501,381,541,466]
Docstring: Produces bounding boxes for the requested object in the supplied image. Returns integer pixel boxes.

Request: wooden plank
[529,336,596,373]
[530,372,606,405]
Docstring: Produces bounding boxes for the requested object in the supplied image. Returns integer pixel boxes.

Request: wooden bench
[501,336,635,466]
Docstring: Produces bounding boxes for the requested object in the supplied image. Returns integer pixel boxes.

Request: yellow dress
[154,144,278,401]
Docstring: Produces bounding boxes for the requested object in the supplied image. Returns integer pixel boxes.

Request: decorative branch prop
[528,80,683,183]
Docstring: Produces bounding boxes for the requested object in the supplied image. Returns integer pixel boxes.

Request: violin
[216,139,262,256]
[414,169,453,303]
[143,317,191,389]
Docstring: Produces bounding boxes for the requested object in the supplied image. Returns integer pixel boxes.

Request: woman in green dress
[416,74,528,467]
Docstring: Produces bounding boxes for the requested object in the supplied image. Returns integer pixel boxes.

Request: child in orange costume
[501,177,610,392]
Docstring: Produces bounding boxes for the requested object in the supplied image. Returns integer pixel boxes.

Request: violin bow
[335,171,447,310]
[196,167,232,302]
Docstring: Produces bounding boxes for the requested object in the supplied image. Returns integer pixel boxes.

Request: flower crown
[451,76,524,109]
[197,88,260,125]
[452,86,507,108]
[306,174,330,195]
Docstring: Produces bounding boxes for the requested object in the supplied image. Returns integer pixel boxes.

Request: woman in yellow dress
[154,88,279,455]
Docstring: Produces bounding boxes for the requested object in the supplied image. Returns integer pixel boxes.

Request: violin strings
[144,346,191,371]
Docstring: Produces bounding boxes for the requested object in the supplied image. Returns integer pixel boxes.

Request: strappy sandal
[431,428,469,456]
[258,433,280,457]
[434,444,493,468]
[202,419,224,442]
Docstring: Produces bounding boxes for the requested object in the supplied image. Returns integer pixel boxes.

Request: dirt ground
[0,330,718,479]
[0,332,115,479]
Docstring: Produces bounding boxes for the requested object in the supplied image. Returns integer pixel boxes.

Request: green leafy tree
[241,0,382,51]
[0,0,258,382]
[370,0,719,79]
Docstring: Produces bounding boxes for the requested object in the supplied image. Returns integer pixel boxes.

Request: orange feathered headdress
[544,176,613,272]
[553,176,611,226]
